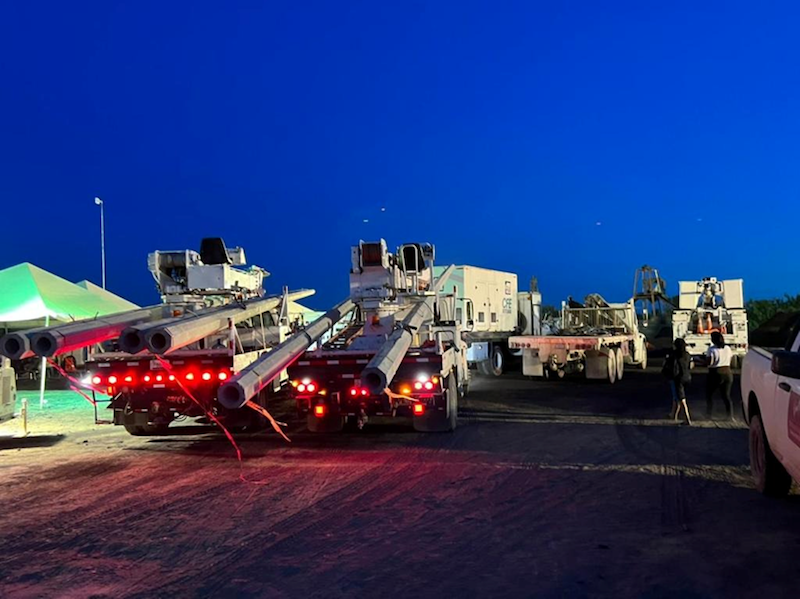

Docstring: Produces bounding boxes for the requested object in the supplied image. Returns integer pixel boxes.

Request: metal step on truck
[216,239,538,433]
[0,237,315,435]
[508,294,648,383]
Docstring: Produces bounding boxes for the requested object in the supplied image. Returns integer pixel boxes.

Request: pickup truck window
[748,311,800,350]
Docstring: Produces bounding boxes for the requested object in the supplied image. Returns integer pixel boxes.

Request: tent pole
[39,314,49,409]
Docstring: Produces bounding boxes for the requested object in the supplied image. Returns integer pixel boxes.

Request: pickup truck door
[774,337,800,479]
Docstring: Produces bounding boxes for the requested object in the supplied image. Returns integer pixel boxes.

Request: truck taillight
[92,375,102,385]
[413,403,425,415]
[108,375,118,385]
[124,375,134,383]
[349,387,368,397]
[201,372,212,381]
[314,404,326,417]
[155,374,164,382]
[143,374,151,383]
[218,371,229,381]
[185,372,195,381]
[297,380,318,394]
[412,375,438,392]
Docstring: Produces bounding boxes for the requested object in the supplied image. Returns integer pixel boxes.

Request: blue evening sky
[1,1,799,309]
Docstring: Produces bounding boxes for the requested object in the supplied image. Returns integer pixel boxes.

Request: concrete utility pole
[94,197,106,289]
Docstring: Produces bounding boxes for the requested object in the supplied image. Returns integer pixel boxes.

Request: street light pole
[94,197,106,289]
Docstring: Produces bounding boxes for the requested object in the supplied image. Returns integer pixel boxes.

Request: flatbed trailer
[508,297,648,383]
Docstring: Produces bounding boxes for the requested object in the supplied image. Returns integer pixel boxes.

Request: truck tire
[606,350,617,384]
[639,346,649,370]
[614,347,625,381]
[414,373,457,432]
[749,413,792,497]
[477,345,505,376]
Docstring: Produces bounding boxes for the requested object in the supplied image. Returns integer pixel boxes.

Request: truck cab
[741,316,800,496]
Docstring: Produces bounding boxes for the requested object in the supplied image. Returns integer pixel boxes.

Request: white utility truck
[672,277,748,366]
[435,266,542,376]
[0,237,314,436]
[741,316,800,496]
[509,294,648,383]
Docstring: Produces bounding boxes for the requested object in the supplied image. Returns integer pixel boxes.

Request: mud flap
[522,350,544,377]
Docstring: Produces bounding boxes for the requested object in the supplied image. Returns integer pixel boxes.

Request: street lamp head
[94,197,103,205]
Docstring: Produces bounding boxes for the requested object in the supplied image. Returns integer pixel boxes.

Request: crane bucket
[217,298,356,409]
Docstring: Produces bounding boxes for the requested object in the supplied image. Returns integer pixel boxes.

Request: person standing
[704,331,734,420]
[663,338,692,424]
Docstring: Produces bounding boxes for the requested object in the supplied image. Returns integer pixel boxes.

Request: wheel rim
[492,348,503,375]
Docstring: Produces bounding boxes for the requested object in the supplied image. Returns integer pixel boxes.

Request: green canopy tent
[0,263,139,407]
[0,263,137,328]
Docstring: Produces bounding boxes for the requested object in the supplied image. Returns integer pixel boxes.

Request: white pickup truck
[741,320,800,496]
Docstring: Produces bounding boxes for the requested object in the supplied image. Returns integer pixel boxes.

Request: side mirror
[771,351,800,379]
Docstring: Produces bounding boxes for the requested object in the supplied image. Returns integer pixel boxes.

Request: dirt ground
[1,369,799,599]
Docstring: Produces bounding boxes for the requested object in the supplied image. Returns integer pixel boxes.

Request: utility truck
[217,239,537,433]
[0,238,314,435]
[509,294,648,383]
[672,277,748,366]
[741,314,800,496]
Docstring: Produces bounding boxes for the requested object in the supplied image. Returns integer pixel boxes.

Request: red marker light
[185,373,195,381]
[201,372,212,381]
[155,374,163,382]
[91,375,102,385]
[413,403,425,415]
[218,371,228,381]
[350,388,358,396]
[108,375,118,385]
[124,375,133,383]
[360,388,368,396]
[414,382,423,391]
[424,381,434,391]
[306,383,316,393]
[297,383,306,392]
[314,404,326,417]
[168,374,176,381]
[143,374,152,383]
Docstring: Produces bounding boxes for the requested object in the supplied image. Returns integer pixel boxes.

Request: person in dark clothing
[702,331,735,420]
[664,338,693,424]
